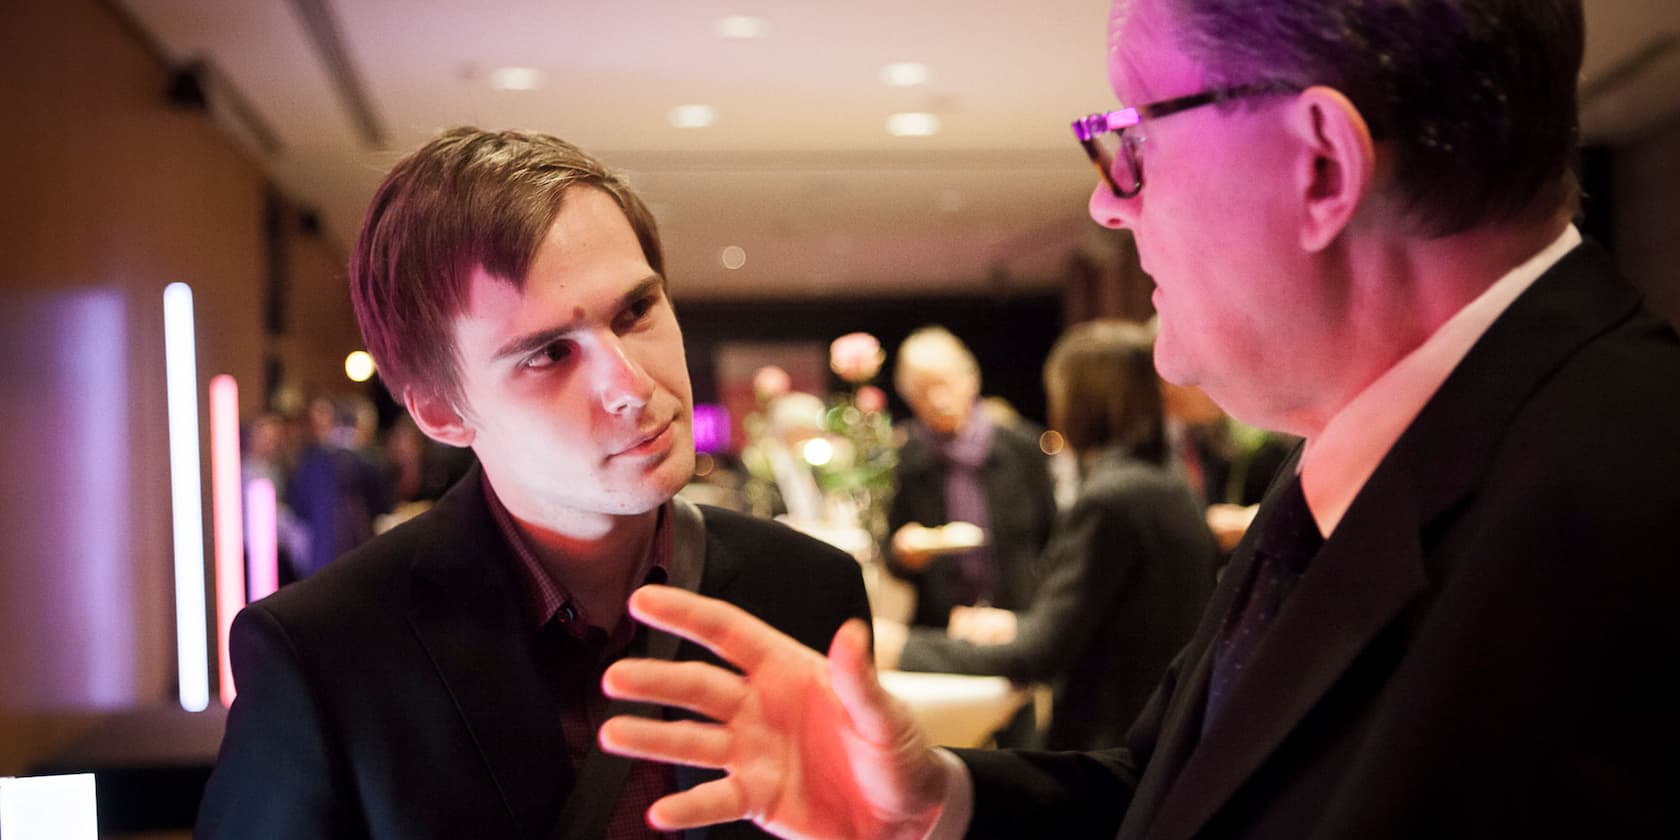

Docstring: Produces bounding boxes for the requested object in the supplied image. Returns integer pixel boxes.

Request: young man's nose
[590,334,655,414]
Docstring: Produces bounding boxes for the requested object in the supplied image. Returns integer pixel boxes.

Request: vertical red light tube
[208,374,246,706]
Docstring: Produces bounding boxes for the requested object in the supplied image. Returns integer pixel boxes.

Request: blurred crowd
[708,320,1297,749]
[241,392,475,588]
[251,319,1292,749]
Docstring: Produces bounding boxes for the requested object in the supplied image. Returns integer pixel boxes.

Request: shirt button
[558,604,577,624]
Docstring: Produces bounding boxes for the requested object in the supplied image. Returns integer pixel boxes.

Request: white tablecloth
[878,671,1029,748]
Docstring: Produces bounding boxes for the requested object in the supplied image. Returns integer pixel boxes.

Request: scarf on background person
[918,408,997,607]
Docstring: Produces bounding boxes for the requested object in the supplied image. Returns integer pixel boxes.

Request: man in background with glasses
[600,0,1680,836]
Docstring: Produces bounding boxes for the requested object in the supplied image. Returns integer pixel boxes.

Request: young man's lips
[614,420,675,458]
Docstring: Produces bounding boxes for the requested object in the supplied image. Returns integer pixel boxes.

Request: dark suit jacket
[899,448,1217,750]
[957,242,1680,837]
[196,467,870,839]
[886,420,1058,627]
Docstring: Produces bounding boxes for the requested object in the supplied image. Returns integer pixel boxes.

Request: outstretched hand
[599,585,949,839]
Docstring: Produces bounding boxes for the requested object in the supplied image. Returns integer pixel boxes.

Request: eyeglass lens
[1095,131,1143,197]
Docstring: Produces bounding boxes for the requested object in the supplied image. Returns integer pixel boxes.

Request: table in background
[878,671,1030,748]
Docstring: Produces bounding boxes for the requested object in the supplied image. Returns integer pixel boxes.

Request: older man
[598,1,1680,837]
[886,326,1057,629]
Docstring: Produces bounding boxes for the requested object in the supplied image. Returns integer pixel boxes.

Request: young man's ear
[404,388,475,448]
[1284,85,1375,252]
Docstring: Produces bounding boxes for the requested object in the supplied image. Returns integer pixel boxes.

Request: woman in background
[876,319,1219,750]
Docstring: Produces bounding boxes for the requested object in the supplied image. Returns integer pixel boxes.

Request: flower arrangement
[816,333,897,539]
[737,335,897,538]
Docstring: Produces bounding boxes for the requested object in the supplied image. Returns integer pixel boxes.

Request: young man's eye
[523,341,573,370]
[616,294,659,331]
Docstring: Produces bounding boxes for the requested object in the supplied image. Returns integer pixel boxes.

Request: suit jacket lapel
[1143,460,1428,840]
[406,467,573,837]
[1133,242,1642,839]
[1117,451,1306,839]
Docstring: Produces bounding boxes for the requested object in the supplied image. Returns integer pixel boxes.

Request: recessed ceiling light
[880,62,930,87]
[886,112,940,137]
[489,66,542,91]
[669,104,718,128]
[715,15,771,39]
[720,245,748,270]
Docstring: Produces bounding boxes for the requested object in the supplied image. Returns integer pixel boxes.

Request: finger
[827,618,905,745]
[598,716,731,769]
[628,585,786,672]
[646,777,749,831]
[602,658,747,721]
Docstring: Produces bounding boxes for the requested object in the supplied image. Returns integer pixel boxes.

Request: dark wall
[676,294,1064,427]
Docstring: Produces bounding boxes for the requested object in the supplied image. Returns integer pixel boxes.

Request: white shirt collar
[1298,225,1582,538]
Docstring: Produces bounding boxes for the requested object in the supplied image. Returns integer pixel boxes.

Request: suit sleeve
[882,464,927,585]
[897,491,1133,682]
[196,604,358,839]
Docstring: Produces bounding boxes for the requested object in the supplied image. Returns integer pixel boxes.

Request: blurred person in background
[241,412,308,582]
[284,393,392,581]
[197,127,869,839]
[739,390,829,524]
[377,413,476,532]
[884,326,1057,630]
[876,320,1218,750]
[595,0,1680,836]
[1162,380,1296,554]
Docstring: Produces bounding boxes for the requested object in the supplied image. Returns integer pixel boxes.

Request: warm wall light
[209,375,246,708]
[886,112,940,137]
[163,282,210,712]
[344,350,375,383]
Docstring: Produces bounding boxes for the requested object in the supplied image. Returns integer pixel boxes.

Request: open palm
[599,585,948,839]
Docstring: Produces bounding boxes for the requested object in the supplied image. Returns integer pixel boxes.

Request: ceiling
[115,0,1680,301]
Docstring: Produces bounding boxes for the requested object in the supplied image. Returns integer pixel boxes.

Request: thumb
[829,619,902,744]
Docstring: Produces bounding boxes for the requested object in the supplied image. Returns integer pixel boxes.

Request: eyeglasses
[1072,83,1297,198]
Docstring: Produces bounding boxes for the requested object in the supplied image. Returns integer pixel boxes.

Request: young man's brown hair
[349,127,665,406]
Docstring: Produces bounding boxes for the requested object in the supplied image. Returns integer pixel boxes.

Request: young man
[598,1,1680,837]
[195,128,870,839]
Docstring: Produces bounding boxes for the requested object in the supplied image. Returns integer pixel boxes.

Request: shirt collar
[481,471,672,639]
[1298,225,1582,538]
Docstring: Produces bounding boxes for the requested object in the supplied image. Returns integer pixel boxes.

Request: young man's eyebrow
[490,274,665,361]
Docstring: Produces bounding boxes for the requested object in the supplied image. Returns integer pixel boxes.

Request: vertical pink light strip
[245,477,279,601]
[208,374,246,707]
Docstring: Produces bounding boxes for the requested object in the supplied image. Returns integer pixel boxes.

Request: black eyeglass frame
[1072,83,1299,198]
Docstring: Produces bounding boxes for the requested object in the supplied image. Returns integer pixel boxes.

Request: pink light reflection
[245,477,279,602]
[692,403,730,454]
